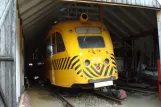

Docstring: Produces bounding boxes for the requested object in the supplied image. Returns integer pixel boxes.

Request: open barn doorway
[22,1,159,88]
[17,0,161,106]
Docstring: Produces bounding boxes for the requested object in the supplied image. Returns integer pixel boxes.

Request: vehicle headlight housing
[104,58,109,64]
[29,63,33,66]
[84,59,90,66]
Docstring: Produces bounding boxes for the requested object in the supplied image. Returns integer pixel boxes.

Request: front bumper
[88,76,116,83]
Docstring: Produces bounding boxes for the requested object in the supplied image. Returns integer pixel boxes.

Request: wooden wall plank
[0,0,17,107]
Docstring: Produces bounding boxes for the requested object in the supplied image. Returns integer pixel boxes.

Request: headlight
[104,58,109,64]
[29,63,33,66]
[84,59,90,66]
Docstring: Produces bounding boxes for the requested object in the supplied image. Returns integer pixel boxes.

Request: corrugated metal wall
[0,0,17,107]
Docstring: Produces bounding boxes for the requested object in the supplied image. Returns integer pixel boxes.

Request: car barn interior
[1,0,161,107]
[20,1,161,107]
[20,1,161,106]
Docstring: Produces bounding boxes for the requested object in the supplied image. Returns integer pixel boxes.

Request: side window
[46,38,52,56]
[56,32,65,53]
[52,34,56,54]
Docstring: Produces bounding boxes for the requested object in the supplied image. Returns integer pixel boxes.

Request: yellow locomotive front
[45,13,118,88]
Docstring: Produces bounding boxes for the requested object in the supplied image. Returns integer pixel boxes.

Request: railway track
[91,91,122,105]
[52,91,75,107]
[52,89,122,107]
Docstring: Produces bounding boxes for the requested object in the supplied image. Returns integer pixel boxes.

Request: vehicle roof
[46,20,107,40]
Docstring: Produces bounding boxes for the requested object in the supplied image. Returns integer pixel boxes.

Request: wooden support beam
[104,7,138,33]
[118,6,147,30]
[21,0,53,20]
[107,28,121,39]
[123,28,157,40]
[104,15,129,37]
[104,21,122,39]
[99,6,103,22]
[19,0,44,14]
[136,8,156,26]
[22,1,60,26]
[0,56,14,61]
[23,2,60,30]
[23,5,62,31]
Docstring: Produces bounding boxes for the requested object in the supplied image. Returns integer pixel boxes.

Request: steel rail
[52,91,75,107]
[116,86,157,94]
[92,91,122,105]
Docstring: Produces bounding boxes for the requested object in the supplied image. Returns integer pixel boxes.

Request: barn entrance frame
[1,0,161,107]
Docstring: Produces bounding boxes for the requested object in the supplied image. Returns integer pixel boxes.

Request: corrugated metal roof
[17,0,161,43]
[62,0,161,9]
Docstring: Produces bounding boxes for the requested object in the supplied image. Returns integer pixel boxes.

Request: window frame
[55,32,66,53]
[45,37,52,56]
[77,36,106,49]
[52,33,56,55]
[75,26,102,34]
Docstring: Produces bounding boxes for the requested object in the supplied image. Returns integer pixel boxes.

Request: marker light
[84,60,90,66]
[96,66,100,70]
[79,52,83,56]
[104,58,109,64]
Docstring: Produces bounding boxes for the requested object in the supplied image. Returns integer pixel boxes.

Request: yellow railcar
[44,13,118,88]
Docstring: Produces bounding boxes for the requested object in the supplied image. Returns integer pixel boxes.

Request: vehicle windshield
[77,36,105,48]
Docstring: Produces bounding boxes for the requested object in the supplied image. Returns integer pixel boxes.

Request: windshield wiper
[83,28,89,46]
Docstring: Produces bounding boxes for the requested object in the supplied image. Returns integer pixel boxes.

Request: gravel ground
[27,87,161,107]
[66,93,118,107]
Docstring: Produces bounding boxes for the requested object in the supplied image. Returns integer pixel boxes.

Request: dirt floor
[27,87,161,107]
[119,92,161,107]
[27,87,63,107]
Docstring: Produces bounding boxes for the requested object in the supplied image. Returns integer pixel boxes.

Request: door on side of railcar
[44,35,53,82]
[52,31,76,87]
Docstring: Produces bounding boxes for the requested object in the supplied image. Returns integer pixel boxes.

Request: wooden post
[157,10,161,101]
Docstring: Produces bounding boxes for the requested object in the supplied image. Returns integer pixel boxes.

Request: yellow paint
[45,18,118,88]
